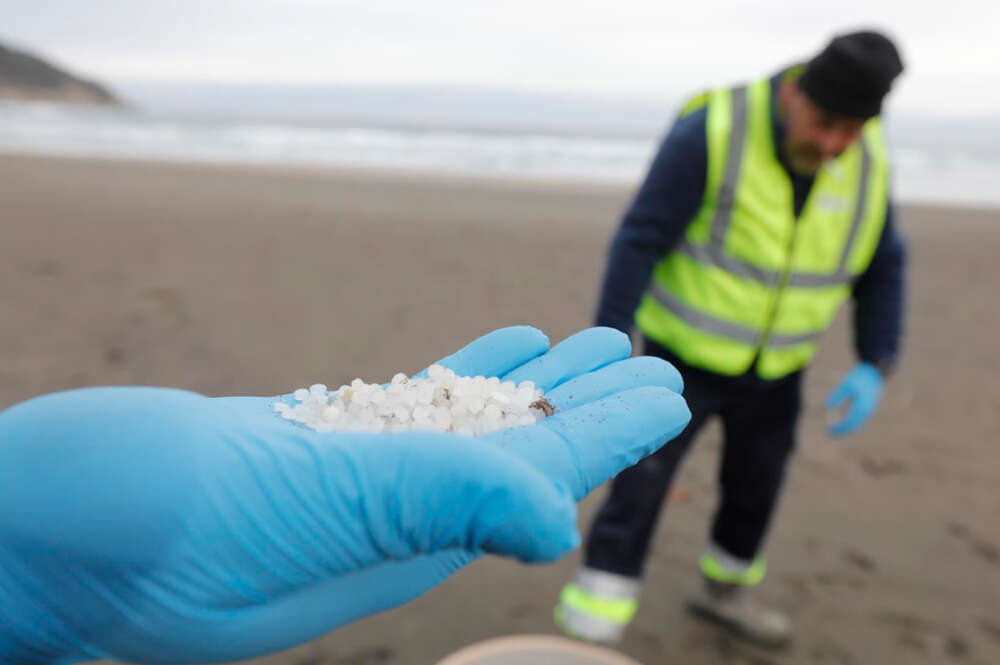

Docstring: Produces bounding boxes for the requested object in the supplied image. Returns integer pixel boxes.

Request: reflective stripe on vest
[648,284,822,349]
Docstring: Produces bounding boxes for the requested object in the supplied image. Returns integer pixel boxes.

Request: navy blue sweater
[596,78,906,376]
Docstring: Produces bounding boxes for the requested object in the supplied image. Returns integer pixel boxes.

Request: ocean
[2,83,998,208]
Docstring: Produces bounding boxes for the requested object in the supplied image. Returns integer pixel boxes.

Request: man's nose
[819,130,853,157]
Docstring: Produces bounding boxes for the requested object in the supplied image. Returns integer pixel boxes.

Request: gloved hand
[0,326,689,665]
[826,362,883,437]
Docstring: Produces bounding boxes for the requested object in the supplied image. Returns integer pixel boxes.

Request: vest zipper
[752,220,800,364]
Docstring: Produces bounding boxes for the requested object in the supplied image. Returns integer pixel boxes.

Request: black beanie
[798,30,904,118]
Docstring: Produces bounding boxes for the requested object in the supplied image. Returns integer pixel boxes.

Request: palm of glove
[0,327,688,664]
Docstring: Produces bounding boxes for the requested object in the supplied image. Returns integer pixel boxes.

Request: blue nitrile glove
[826,362,883,437]
[0,326,689,665]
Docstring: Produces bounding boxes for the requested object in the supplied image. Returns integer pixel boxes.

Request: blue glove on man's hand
[0,326,689,665]
[826,362,883,437]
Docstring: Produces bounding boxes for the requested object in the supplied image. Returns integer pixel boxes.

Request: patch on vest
[817,194,848,212]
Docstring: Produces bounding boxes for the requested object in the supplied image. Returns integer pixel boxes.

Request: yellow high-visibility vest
[636,77,890,379]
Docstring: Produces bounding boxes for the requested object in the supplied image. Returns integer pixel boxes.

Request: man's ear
[778,78,795,115]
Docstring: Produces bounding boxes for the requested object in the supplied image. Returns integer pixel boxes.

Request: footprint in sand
[946,521,1000,568]
[809,640,858,665]
[858,456,907,478]
[813,571,867,591]
[876,612,974,661]
[142,286,191,329]
[25,258,65,277]
[840,547,877,574]
[506,603,533,620]
[980,619,1000,646]
[331,646,395,665]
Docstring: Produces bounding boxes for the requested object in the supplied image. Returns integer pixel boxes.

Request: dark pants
[584,338,803,578]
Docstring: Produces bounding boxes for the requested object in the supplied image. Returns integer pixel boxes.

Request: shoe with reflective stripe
[686,578,791,648]
[554,568,640,644]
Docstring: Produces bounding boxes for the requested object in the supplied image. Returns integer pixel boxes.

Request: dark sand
[2,154,997,665]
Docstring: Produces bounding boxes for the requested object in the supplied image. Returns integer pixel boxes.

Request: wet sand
[2,153,997,665]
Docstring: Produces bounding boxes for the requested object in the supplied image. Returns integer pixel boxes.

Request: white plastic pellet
[273,365,553,436]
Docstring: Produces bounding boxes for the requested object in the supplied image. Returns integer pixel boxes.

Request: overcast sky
[3,0,998,116]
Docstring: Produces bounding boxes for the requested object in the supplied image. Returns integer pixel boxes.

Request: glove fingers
[348,434,579,563]
[414,325,550,379]
[826,381,851,409]
[545,355,684,411]
[487,386,691,500]
[829,399,873,437]
[501,327,632,391]
[829,404,857,436]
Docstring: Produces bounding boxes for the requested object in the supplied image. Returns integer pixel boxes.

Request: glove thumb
[826,376,853,410]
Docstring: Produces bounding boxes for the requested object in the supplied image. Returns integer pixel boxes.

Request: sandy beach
[1,153,997,665]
